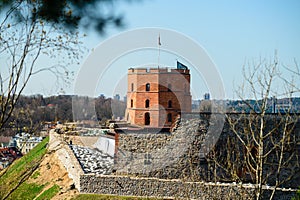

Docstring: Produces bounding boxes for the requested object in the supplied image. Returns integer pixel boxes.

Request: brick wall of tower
[126,68,191,128]
[127,68,160,127]
[158,69,191,127]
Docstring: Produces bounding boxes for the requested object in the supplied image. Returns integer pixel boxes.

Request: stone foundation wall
[80,174,297,200]
[80,174,254,199]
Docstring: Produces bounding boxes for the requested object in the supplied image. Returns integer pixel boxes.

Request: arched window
[146,83,150,91]
[167,113,172,122]
[168,83,172,92]
[145,112,150,125]
[130,99,133,108]
[131,83,134,92]
[145,99,150,108]
[168,100,172,108]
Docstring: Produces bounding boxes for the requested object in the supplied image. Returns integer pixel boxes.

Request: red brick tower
[126,62,191,128]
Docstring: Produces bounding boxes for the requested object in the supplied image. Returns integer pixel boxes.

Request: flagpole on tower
[158,33,161,69]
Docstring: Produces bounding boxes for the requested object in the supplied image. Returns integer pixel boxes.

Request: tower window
[145,99,150,108]
[131,99,133,108]
[146,83,150,91]
[167,113,172,122]
[168,100,172,108]
[145,112,150,125]
[131,83,134,92]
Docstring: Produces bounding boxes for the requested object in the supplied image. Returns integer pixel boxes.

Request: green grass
[36,184,60,200]
[72,194,161,200]
[6,182,45,200]
[292,187,300,200]
[31,170,41,179]
[0,136,49,199]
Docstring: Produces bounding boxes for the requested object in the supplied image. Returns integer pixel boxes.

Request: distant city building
[192,99,201,110]
[204,93,210,100]
[114,94,120,101]
[10,133,43,154]
[0,147,22,170]
[126,62,191,128]
[276,104,292,113]
[123,95,127,103]
[271,96,277,113]
[0,136,12,147]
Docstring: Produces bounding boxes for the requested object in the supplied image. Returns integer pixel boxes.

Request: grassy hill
[0,137,51,199]
[0,136,159,200]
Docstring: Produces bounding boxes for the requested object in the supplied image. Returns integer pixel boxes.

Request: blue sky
[23,0,300,99]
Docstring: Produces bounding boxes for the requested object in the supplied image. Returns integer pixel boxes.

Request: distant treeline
[2,95,126,136]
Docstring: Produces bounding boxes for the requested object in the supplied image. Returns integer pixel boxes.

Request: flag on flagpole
[177,61,188,70]
[158,34,161,46]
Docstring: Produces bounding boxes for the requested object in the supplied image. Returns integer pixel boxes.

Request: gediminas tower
[125,62,191,129]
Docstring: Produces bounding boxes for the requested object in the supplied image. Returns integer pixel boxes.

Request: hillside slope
[0,135,161,200]
[0,136,78,200]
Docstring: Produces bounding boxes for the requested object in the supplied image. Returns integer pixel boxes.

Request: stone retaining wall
[49,131,83,190]
[80,174,297,200]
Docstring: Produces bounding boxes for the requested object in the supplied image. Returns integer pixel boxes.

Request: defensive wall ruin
[50,113,300,199]
[114,113,300,188]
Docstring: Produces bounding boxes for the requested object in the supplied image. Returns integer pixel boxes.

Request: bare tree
[0,1,87,132]
[226,55,300,199]
[0,0,133,133]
